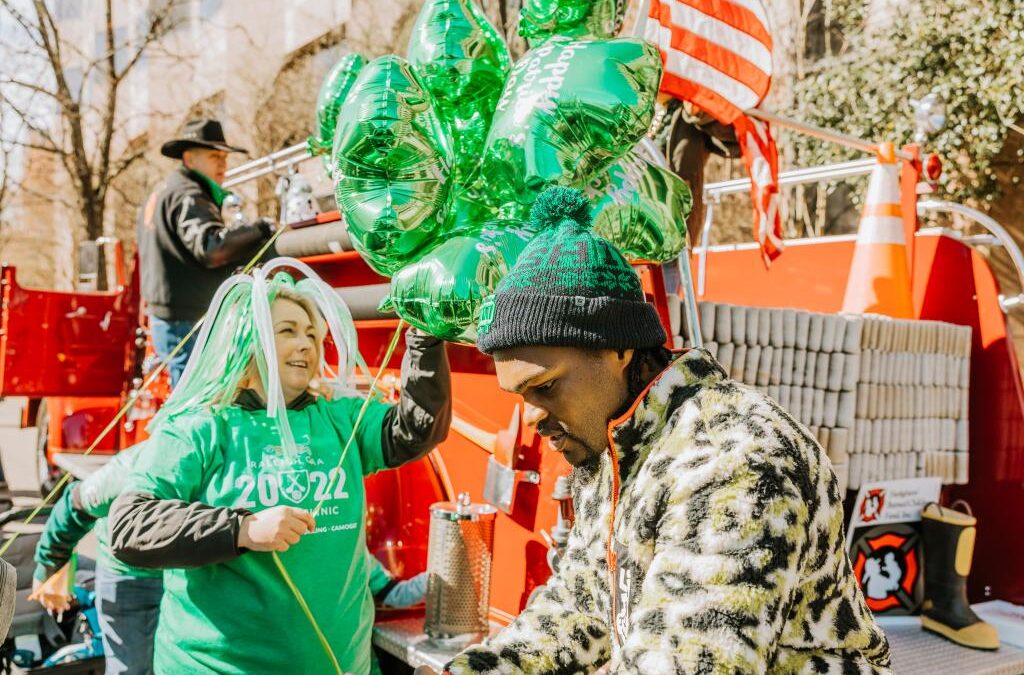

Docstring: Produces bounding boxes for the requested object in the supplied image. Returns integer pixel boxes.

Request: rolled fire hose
[333,284,395,320]
[275,222,353,258]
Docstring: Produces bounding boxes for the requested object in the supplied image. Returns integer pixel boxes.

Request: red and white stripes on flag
[638,0,784,264]
[735,116,783,262]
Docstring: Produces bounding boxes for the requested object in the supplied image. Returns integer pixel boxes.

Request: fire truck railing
[222,146,1024,315]
[694,158,878,295]
[222,142,310,189]
[916,200,1024,313]
[693,164,1024,317]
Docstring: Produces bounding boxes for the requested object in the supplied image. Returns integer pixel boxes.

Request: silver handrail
[916,200,1024,312]
[223,142,310,188]
[704,158,877,198]
[696,158,878,295]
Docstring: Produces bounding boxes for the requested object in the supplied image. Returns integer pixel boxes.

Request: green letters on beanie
[477,186,667,354]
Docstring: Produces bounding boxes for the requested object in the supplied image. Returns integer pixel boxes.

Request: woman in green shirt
[108,268,450,675]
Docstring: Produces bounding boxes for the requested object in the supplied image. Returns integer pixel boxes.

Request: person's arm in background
[30,444,140,611]
[33,481,94,586]
[74,443,141,520]
[368,554,398,602]
[367,554,428,608]
[170,186,274,269]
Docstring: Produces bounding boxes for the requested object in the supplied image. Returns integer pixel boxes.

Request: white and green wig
[150,258,367,454]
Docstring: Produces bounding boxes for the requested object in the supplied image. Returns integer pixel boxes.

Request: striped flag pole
[745,108,916,161]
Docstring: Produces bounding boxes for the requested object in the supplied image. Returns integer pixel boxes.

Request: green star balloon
[588,151,692,263]
[308,53,366,176]
[332,55,454,276]
[383,224,535,343]
[407,0,511,184]
[479,37,662,215]
[519,0,626,43]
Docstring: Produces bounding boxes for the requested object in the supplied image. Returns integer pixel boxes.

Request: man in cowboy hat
[138,118,277,385]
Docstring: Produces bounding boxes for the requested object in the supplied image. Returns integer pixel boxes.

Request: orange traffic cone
[842,144,914,319]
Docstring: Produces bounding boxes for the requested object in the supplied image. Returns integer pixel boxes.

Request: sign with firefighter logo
[859,489,886,523]
[845,477,941,547]
[849,523,924,615]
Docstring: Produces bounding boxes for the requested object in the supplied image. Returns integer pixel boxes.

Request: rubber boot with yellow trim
[920,502,999,650]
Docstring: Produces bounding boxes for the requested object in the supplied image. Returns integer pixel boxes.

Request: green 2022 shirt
[125,395,391,675]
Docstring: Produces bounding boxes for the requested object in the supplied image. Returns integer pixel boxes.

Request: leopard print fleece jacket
[447,349,891,674]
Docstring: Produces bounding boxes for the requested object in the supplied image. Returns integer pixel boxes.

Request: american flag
[638,0,783,264]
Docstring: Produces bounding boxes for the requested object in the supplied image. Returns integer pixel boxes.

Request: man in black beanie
[445,187,891,674]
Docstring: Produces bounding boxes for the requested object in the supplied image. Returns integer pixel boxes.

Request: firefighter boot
[920,503,999,650]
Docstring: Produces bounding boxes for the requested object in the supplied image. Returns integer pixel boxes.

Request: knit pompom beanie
[476,187,667,354]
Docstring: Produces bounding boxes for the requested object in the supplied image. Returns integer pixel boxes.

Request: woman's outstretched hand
[237,506,316,552]
[29,564,73,616]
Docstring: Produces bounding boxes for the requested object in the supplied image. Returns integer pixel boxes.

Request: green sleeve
[125,416,219,501]
[76,444,143,519]
[34,483,95,582]
[324,397,392,476]
[367,554,395,597]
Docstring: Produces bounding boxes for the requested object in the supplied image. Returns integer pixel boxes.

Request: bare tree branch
[96,0,118,199]
[30,0,93,223]
[0,0,45,50]
[0,92,73,180]
[13,179,80,214]
[0,0,191,245]
[1,76,61,102]
[106,146,149,185]
[115,0,179,83]
[0,105,14,228]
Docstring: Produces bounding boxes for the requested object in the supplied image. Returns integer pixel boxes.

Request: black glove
[253,217,277,238]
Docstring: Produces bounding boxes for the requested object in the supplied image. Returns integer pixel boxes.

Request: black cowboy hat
[160,118,248,159]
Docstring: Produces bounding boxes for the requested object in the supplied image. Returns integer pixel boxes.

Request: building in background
[0,0,425,289]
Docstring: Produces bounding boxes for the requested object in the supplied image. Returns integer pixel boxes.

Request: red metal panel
[0,265,138,397]
[900,144,922,274]
[693,240,855,312]
[301,251,390,288]
[698,233,1024,604]
[364,456,447,582]
[917,238,1024,604]
[45,396,121,456]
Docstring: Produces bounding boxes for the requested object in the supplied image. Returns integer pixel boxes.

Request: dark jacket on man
[138,167,273,321]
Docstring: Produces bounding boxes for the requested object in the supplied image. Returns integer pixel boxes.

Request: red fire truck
[3,141,1024,672]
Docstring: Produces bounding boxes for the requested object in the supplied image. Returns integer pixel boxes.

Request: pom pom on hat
[529,186,592,232]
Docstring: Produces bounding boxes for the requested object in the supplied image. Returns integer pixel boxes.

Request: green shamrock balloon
[479,37,662,215]
[383,224,534,342]
[519,0,626,43]
[332,55,454,276]
[407,0,511,184]
[588,151,692,263]
[308,53,366,176]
